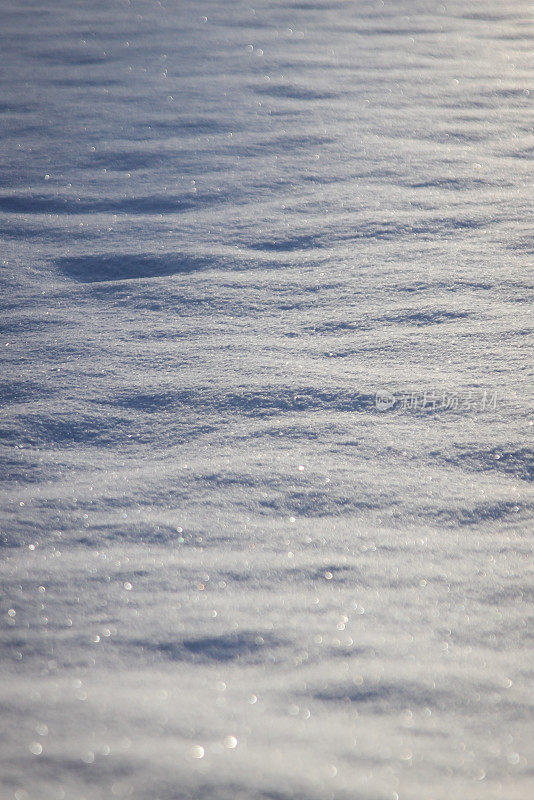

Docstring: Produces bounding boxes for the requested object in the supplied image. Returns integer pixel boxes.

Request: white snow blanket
[1,1,533,798]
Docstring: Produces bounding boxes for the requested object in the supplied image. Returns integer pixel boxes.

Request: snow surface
[1,0,533,798]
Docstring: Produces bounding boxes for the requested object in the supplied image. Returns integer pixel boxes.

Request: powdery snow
[1,1,533,798]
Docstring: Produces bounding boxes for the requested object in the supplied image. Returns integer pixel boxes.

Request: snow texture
[1,0,533,798]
